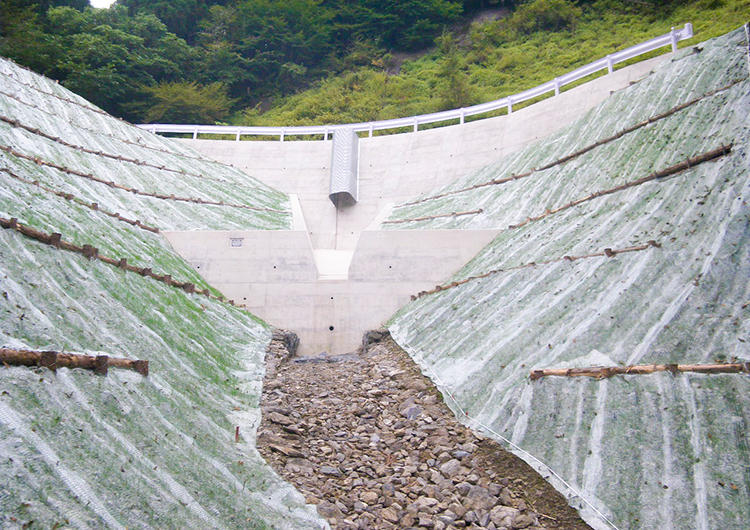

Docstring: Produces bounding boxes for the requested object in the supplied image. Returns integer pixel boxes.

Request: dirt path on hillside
[256,330,593,530]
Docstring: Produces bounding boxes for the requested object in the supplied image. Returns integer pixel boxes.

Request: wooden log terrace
[530,362,750,381]
[1,348,149,376]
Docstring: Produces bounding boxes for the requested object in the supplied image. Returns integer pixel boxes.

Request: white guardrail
[138,24,693,142]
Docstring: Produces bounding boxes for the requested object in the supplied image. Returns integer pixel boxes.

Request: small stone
[465,473,480,484]
[439,459,462,478]
[464,485,496,511]
[414,497,439,511]
[405,379,428,391]
[455,481,472,496]
[401,513,416,527]
[448,502,467,517]
[317,501,341,519]
[402,404,422,420]
[490,505,520,527]
[381,506,400,523]
[418,514,435,528]
[268,444,305,458]
[360,491,379,504]
[499,487,514,506]
[320,465,342,477]
[437,451,453,464]
[268,412,294,425]
[512,513,537,529]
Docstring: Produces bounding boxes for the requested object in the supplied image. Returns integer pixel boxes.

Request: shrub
[137,81,235,124]
[508,0,582,35]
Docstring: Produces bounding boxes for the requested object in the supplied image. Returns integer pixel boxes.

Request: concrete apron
[172,54,670,355]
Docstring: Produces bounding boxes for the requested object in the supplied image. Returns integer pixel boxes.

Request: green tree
[197,0,334,98]
[118,0,229,43]
[0,1,61,74]
[436,32,475,109]
[323,0,464,50]
[135,81,235,123]
[38,6,196,119]
[506,0,582,35]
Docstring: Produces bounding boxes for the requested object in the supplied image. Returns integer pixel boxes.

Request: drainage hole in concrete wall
[330,297,334,300]
[329,326,334,331]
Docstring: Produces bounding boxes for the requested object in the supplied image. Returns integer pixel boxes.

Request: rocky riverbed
[256,330,593,530]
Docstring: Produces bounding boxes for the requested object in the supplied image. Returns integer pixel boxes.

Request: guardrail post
[607,55,614,74]
[324,127,329,141]
[192,127,198,140]
[368,124,374,138]
[413,119,418,133]
[554,78,560,96]
[460,109,466,125]
[280,128,286,142]
[670,27,679,52]
[236,128,241,142]
[508,99,513,114]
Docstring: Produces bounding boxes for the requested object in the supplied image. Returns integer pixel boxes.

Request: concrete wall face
[163,228,501,354]
[175,55,668,354]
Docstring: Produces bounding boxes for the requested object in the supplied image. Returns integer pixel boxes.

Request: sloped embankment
[0,58,327,529]
[386,27,750,530]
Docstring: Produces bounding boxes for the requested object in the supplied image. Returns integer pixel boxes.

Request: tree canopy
[0,0,712,125]
[0,0,479,121]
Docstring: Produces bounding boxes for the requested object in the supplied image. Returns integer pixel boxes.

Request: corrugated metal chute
[329,127,359,206]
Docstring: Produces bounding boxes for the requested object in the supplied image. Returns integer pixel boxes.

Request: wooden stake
[530,362,750,381]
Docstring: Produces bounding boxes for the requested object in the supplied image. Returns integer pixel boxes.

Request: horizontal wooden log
[530,362,750,381]
[0,216,221,306]
[0,348,148,376]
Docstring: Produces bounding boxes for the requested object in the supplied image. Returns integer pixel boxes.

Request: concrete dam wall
[176,55,667,356]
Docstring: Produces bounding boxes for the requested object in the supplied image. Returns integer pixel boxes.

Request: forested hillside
[1,0,747,125]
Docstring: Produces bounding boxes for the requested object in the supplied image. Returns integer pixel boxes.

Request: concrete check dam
[1,25,748,530]
[167,54,668,356]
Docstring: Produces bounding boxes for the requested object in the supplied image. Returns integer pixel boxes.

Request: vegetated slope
[243,0,748,128]
[386,27,750,530]
[0,57,327,529]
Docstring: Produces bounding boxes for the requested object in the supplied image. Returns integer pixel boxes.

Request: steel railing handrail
[137,24,693,142]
